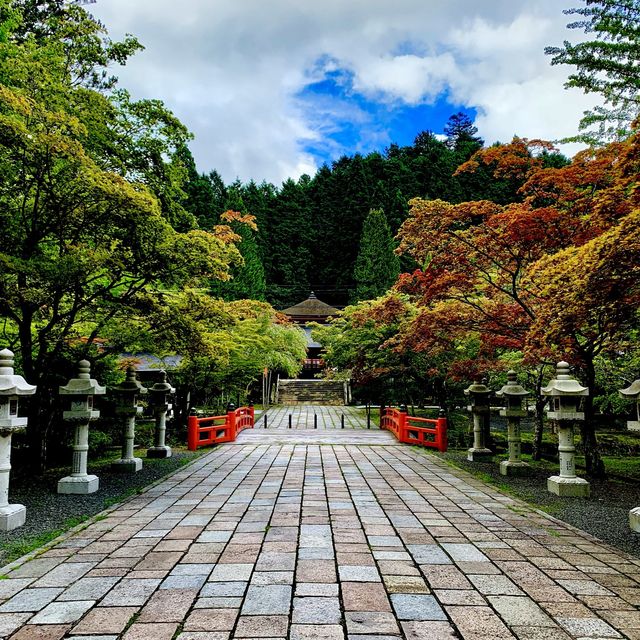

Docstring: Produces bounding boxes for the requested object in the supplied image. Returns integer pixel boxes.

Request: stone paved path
[256,406,372,430]
[1,414,639,639]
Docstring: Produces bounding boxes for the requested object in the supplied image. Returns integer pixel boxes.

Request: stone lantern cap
[149,370,175,396]
[464,378,491,397]
[497,371,529,400]
[59,360,106,396]
[619,379,640,400]
[114,367,147,395]
[542,361,588,397]
[0,349,36,397]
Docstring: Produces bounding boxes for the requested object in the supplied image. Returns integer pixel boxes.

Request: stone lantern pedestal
[543,362,590,498]
[465,379,493,462]
[111,367,147,473]
[0,349,36,530]
[630,508,640,533]
[58,360,105,494]
[147,371,175,459]
[619,380,640,432]
[497,371,530,476]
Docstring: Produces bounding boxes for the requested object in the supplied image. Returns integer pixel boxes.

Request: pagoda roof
[281,292,339,319]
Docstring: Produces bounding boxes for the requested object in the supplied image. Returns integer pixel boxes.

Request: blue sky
[297,63,478,166]
[92,0,598,184]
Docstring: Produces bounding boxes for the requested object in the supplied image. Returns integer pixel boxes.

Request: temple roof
[281,292,339,320]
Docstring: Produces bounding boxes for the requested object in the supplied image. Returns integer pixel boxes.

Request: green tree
[352,209,400,303]
[546,0,640,142]
[0,1,240,468]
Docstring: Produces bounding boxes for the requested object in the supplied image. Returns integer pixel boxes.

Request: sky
[90,0,598,185]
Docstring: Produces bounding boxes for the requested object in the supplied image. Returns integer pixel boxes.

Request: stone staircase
[277,379,348,405]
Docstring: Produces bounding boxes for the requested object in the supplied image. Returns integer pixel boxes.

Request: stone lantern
[542,361,590,497]
[619,379,640,432]
[465,378,493,462]
[111,367,147,473]
[0,348,36,530]
[58,360,105,494]
[496,371,530,476]
[147,370,175,459]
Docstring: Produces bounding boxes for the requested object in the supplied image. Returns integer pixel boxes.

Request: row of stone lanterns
[465,362,590,495]
[0,350,175,531]
[466,362,640,530]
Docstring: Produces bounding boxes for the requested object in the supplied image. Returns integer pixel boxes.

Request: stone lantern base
[467,447,493,462]
[58,475,99,495]
[500,460,530,476]
[0,503,26,531]
[630,507,640,532]
[627,421,640,432]
[147,445,172,459]
[547,475,590,497]
[111,457,142,473]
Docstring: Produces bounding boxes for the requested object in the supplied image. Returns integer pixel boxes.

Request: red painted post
[249,405,255,426]
[436,413,448,452]
[227,406,237,440]
[187,413,199,451]
[399,406,408,442]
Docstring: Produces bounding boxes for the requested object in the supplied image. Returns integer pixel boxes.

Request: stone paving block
[99,578,161,606]
[0,578,35,600]
[0,587,63,612]
[401,620,458,639]
[344,611,400,635]
[0,612,31,637]
[290,623,344,639]
[200,582,247,597]
[487,595,555,627]
[30,600,95,624]
[469,574,524,595]
[389,594,446,621]
[7,558,62,579]
[383,575,429,594]
[57,576,120,601]
[295,582,339,597]
[338,566,381,582]
[70,635,119,640]
[122,622,178,639]
[241,584,291,615]
[194,597,243,609]
[250,571,294,585]
[441,543,490,563]
[446,604,515,638]
[160,573,208,590]
[510,627,572,640]
[234,614,289,637]
[407,545,452,565]
[209,564,253,582]
[7,623,71,639]
[556,616,623,638]
[183,607,239,632]
[71,606,138,634]
[342,583,391,612]
[292,596,342,624]
[297,559,336,583]
[137,588,197,622]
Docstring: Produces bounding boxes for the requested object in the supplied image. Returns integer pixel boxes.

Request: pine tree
[545,0,640,142]
[352,209,400,303]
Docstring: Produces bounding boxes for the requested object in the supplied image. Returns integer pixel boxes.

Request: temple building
[281,292,338,379]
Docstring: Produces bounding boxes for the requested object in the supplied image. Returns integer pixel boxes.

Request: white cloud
[90,0,598,183]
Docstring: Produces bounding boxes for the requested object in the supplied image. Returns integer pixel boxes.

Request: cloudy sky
[91,0,597,185]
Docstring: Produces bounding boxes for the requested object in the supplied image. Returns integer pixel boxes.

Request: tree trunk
[581,358,606,479]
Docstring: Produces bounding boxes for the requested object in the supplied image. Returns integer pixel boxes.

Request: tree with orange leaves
[395,131,640,476]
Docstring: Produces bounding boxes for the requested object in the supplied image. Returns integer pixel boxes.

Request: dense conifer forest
[179,114,569,308]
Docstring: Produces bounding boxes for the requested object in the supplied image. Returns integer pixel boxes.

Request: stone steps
[277,379,346,405]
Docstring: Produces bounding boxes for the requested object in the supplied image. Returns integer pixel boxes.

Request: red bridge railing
[187,405,254,451]
[380,406,447,452]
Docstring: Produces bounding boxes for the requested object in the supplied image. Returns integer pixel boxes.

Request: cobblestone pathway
[1,413,639,639]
